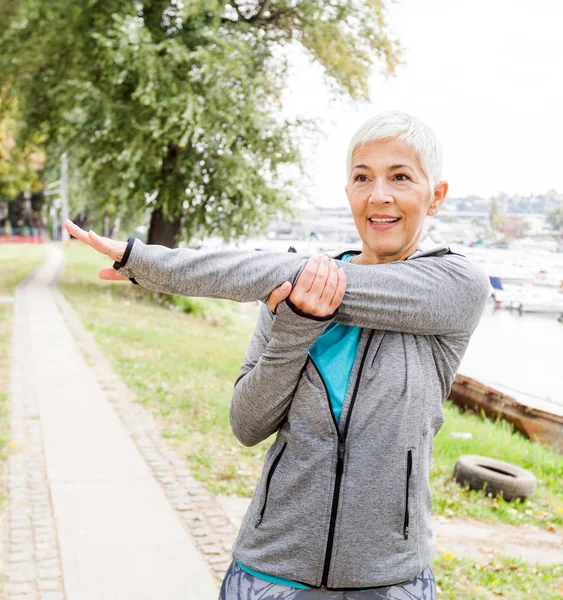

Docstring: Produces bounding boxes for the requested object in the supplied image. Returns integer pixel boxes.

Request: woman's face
[345,138,448,264]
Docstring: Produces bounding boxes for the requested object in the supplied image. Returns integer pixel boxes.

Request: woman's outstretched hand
[267,255,346,317]
[64,220,129,281]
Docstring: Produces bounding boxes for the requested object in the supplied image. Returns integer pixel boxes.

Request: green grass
[59,243,563,531]
[433,553,563,599]
[432,403,563,529]
[59,242,269,496]
[0,243,46,294]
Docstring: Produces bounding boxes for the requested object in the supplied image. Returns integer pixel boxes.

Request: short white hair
[346,111,443,190]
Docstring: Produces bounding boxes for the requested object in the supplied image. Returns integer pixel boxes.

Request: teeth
[369,218,399,223]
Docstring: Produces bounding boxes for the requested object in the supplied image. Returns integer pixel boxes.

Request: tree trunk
[110,208,122,239]
[147,206,182,248]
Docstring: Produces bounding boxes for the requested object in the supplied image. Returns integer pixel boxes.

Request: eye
[393,173,411,182]
[353,174,369,182]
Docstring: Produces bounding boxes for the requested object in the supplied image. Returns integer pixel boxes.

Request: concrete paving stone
[212,563,231,574]
[185,517,207,528]
[192,499,213,508]
[38,579,61,591]
[193,536,216,547]
[38,559,60,570]
[174,502,193,511]
[11,530,32,541]
[166,486,187,496]
[6,582,34,594]
[221,540,234,552]
[209,517,230,527]
[36,549,58,561]
[11,520,33,530]
[35,543,56,553]
[34,527,55,537]
[38,568,61,580]
[207,555,230,565]
[33,519,53,528]
[9,551,34,563]
[10,542,33,553]
[39,592,64,600]
[214,526,236,535]
[35,537,57,548]
[11,594,36,600]
[191,528,213,538]
[9,567,36,583]
[200,545,223,555]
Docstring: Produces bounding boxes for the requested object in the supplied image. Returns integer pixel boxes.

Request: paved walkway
[6,246,220,599]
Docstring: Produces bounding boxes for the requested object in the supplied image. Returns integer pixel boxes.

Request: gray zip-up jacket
[114,237,490,591]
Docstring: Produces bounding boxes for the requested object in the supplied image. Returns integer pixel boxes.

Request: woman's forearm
[230,303,331,446]
[116,238,490,336]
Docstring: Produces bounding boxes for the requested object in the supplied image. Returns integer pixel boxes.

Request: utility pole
[61,153,69,242]
[45,152,69,242]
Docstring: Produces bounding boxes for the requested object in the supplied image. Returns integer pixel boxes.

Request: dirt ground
[217,497,563,566]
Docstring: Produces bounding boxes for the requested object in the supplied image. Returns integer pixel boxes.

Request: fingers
[267,281,292,312]
[306,255,330,300]
[329,266,347,312]
[64,220,91,245]
[98,267,129,281]
[65,219,126,262]
[289,255,347,317]
[293,256,321,294]
[317,259,340,307]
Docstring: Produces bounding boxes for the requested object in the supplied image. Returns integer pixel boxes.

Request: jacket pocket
[403,449,413,540]
[255,442,287,528]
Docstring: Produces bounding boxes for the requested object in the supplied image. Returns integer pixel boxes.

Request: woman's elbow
[229,405,264,447]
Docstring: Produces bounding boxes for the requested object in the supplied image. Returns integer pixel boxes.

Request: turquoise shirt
[239,254,362,589]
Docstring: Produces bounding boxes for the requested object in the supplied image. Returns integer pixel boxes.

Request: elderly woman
[66,111,490,599]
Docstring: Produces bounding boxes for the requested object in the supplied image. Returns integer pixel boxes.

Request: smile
[367,217,401,231]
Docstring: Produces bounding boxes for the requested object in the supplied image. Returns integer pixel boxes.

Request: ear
[427,181,448,216]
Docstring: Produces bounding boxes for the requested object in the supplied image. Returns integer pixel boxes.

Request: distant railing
[0,227,49,243]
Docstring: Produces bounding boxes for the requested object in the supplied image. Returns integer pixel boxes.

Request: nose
[368,178,394,205]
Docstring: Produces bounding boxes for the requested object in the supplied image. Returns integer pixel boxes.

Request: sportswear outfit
[113,237,490,594]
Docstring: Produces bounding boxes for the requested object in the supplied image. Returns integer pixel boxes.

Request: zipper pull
[404,526,409,540]
[337,441,346,475]
[255,515,263,528]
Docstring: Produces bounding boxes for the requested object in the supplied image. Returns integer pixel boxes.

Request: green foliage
[0,93,45,199]
[0,0,399,242]
[546,203,563,232]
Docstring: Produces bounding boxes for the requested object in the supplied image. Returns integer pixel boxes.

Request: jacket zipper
[311,330,375,588]
[255,442,287,528]
[403,449,413,540]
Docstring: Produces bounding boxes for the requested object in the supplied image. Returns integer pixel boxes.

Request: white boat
[489,277,563,315]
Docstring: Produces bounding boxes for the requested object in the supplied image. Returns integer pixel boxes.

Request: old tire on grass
[453,455,536,501]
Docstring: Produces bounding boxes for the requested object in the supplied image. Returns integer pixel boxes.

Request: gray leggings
[219,561,437,599]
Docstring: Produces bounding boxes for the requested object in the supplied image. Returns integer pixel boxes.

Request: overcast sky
[281,0,563,207]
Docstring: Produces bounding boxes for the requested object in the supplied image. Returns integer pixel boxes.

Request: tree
[0,93,45,201]
[546,204,563,233]
[0,1,399,247]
